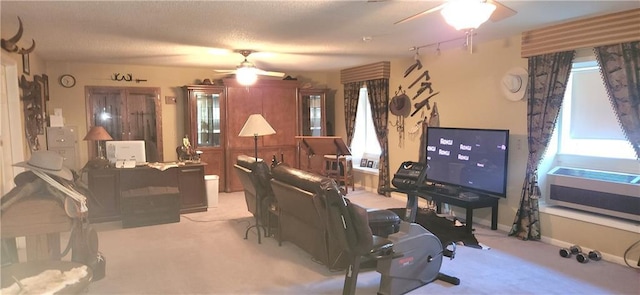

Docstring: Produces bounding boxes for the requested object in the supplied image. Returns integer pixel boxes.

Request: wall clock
[59,74,76,88]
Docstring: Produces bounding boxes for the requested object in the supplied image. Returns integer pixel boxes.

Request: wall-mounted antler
[1,16,36,55]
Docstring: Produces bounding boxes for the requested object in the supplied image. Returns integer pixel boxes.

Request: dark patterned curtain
[343,82,361,145]
[594,41,640,158]
[365,79,390,196]
[509,51,575,241]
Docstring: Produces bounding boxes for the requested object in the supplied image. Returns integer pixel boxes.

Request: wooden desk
[87,164,207,223]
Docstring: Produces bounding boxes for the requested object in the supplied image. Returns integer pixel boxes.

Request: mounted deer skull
[1,16,36,55]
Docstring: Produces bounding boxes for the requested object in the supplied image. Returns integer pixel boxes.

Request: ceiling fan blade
[257,69,286,77]
[488,0,517,22]
[394,3,447,25]
[213,69,235,73]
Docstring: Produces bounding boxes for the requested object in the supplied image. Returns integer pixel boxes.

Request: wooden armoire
[184,78,300,192]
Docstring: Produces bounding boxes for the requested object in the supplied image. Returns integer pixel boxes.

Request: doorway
[1,55,26,195]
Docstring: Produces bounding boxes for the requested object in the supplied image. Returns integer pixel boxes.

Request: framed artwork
[22,54,30,75]
[360,158,368,167]
[367,160,374,168]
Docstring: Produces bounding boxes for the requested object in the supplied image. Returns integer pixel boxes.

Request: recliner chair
[324,182,398,295]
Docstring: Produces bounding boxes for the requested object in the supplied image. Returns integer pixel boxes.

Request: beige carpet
[86,189,640,294]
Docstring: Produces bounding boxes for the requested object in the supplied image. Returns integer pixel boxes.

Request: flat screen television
[425,127,509,197]
[106,140,147,165]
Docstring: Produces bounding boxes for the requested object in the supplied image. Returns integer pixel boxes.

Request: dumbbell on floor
[576,250,602,263]
[559,245,581,258]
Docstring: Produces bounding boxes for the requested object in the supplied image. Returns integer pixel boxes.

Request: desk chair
[323,155,355,194]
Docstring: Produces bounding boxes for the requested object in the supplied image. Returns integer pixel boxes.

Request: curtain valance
[521,8,640,57]
[340,61,390,84]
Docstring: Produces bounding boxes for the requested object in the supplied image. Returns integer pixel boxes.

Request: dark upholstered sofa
[233,155,275,226]
[270,165,400,270]
[270,164,347,269]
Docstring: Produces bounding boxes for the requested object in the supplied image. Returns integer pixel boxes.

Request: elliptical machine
[375,161,460,295]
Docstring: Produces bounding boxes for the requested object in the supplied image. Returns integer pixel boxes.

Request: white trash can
[204,175,219,208]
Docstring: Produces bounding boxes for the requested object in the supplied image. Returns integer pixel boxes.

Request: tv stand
[419,187,499,233]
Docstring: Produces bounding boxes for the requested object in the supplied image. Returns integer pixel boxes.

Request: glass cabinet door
[195,92,221,147]
[299,89,326,136]
[86,86,163,162]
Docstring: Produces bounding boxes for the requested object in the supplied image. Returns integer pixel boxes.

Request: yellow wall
[327,35,639,262]
[44,62,333,167]
[333,35,528,217]
[7,33,637,263]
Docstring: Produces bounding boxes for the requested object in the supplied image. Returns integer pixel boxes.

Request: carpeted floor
[78,189,640,294]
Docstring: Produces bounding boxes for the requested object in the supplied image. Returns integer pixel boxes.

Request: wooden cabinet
[184,79,301,192]
[223,78,300,192]
[87,168,120,223]
[297,89,328,173]
[183,85,225,190]
[85,86,163,162]
[299,89,327,137]
[86,164,207,223]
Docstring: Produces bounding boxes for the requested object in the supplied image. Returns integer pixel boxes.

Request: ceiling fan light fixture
[441,0,496,31]
[236,65,258,86]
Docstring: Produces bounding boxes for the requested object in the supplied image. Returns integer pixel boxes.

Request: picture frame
[360,158,368,167]
[367,160,374,168]
[22,54,30,75]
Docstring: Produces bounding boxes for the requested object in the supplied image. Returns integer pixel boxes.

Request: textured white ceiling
[1,1,638,74]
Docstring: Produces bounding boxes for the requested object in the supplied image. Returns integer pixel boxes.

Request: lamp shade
[238,114,276,137]
[83,126,113,141]
[441,0,496,31]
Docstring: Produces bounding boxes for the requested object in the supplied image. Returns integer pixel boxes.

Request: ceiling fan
[394,0,517,27]
[214,50,286,85]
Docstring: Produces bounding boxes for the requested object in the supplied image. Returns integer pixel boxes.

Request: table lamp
[84,126,113,168]
[238,114,276,244]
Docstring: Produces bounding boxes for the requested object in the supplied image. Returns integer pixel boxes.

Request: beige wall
[332,35,528,218]
[327,35,639,262]
[44,62,333,167]
[7,33,637,263]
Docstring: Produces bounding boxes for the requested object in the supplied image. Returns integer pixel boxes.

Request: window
[350,87,381,171]
[539,55,639,224]
[555,60,636,159]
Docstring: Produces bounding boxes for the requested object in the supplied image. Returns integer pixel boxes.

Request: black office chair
[324,183,397,295]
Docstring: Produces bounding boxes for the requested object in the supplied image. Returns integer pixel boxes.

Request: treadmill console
[392,161,428,190]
